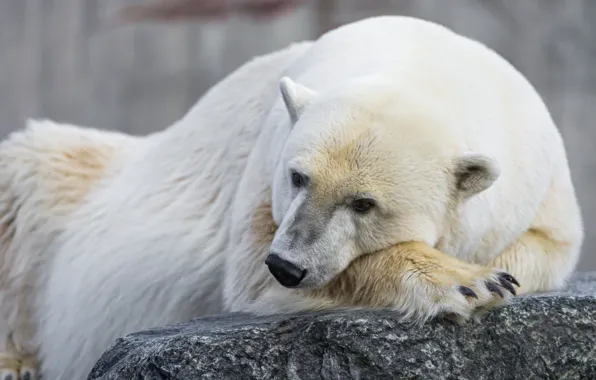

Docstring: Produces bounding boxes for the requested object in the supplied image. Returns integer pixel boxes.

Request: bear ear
[454,152,500,197]
[279,77,318,125]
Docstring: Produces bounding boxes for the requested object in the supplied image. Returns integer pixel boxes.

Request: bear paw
[412,266,519,324]
[451,268,519,323]
[0,352,37,380]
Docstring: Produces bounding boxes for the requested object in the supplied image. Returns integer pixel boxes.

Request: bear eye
[351,198,376,213]
[291,170,307,188]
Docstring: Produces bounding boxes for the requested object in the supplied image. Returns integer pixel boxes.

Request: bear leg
[488,170,583,295]
[306,242,519,324]
[0,333,38,380]
[488,228,580,295]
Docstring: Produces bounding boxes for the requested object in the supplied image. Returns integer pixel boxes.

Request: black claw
[485,281,504,298]
[22,373,31,380]
[498,276,517,296]
[499,272,520,287]
[459,286,478,299]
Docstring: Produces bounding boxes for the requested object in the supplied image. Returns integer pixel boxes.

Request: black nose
[265,253,307,288]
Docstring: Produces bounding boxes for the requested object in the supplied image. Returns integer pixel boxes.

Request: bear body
[0,16,583,380]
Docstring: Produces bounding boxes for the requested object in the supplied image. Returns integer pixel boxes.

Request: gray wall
[1,0,594,270]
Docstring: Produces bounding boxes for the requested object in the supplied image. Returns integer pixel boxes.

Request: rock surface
[89,272,596,380]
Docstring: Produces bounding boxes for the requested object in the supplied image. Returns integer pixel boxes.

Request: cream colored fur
[0,16,583,379]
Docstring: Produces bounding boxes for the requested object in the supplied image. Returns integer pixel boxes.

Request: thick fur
[0,16,583,379]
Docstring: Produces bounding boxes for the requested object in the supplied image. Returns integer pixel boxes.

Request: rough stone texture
[89,272,596,380]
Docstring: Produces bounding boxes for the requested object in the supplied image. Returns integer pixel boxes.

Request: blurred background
[0,0,594,270]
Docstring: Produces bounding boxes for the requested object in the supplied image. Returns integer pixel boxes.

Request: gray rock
[88,272,596,380]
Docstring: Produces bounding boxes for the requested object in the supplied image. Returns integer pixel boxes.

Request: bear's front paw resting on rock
[429,267,519,324]
[387,242,520,324]
[309,241,519,324]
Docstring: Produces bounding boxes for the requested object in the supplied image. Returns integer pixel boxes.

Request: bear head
[266,76,500,289]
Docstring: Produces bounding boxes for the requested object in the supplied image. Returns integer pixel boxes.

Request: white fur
[0,16,583,379]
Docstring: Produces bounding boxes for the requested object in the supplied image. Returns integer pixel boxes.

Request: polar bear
[0,15,583,380]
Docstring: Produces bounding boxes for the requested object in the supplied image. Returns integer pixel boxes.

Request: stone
[88,272,596,380]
